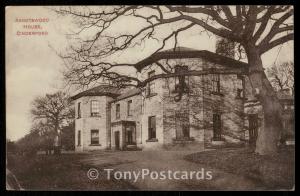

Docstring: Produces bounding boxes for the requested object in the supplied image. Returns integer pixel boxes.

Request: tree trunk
[245,46,283,155]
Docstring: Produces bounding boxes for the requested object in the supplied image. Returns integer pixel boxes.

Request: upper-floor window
[77,102,81,118]
[236,75,244,98]
[174,65,189,93]
[127,100,132,116]
[116,104,120,119]
[212,74,221,93]
[147,71,155,95]
[91,130,99,145]
[90,100,100,116]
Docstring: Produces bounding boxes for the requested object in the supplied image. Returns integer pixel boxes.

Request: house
[278,89,294,145]
[243,84,295,147]
[71,47,294,151]
[278,89,294,134]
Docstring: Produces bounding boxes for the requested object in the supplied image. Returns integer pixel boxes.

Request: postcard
[6,5,294,191]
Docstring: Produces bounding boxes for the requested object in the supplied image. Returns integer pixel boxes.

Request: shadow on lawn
[6,153,137,191]
[185,147,295,190]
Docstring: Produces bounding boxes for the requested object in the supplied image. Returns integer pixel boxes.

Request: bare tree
[267,61,294,93]
[55,6,293,155]
[31,91,74,136]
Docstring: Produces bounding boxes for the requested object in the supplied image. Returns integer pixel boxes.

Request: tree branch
[258,8,293,47]
[259,33,294,54]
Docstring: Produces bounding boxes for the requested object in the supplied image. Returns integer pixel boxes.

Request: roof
[71,85,121,100]
[72,48,249,101]
[111,88,142,103]
[162,47,199,52]
[134,47,249,72]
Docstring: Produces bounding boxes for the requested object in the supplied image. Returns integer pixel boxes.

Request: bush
[15,131,43,157]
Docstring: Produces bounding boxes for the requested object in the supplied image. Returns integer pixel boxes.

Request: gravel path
[80,150,266,191]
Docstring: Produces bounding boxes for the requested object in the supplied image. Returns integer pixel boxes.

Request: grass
[7,153,137,190]
[7,148,294,190]
[185,147,295,190]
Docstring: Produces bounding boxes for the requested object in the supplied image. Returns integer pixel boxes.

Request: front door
[248,114,258,147]
[125,125,135,145]
[115,131,120,150]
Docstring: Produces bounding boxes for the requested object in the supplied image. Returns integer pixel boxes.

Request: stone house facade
[72,47,294,151]
[72,87,120,151]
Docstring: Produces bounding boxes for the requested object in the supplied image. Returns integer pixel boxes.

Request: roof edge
[110,91,142,103]
[134,49,249,72]
[71,92,121,100]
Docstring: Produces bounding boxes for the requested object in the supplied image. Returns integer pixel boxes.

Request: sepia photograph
[5,5,294,191]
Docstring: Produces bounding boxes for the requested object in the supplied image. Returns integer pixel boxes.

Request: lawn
[6,153,137,190]
[7,147,294,190]
[185,147,295,190]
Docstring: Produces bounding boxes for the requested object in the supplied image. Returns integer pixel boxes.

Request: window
[77,130,81,146]
[203,75,211,91]
[174,65,189,93]
[213,114,222,140]
[127,100,132,116]
[90,100,100,116]
[148,116,156,139]
[175,111,190,139]
[236,75,244,98]
[116,104,120,119]
[147,71,155,95]
[91,130,99,145]
[237,89,244,98]
[248,114,258,146]
[77,102,81,118]
[212,74,220,93]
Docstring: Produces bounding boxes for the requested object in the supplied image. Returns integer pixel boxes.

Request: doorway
[248,114,258,147]
[125,125,136,145]
[115,131,120,150]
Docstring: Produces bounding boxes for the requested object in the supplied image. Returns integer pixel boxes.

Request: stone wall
[110,93,143,149]
[74,56,248,151]
[74,96,112,151]
[140,77,165,150]
[139,57,246,149]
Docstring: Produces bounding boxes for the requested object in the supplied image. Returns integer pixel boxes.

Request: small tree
[6,139,17,154]
[30,91,74,153]
[267,61,294,93]
[31,91,73,134]
[15,131,42,156]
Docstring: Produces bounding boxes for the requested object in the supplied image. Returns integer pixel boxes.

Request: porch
[111,121,139,150]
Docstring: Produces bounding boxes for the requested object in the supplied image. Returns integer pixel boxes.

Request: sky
[5,6,294,141]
